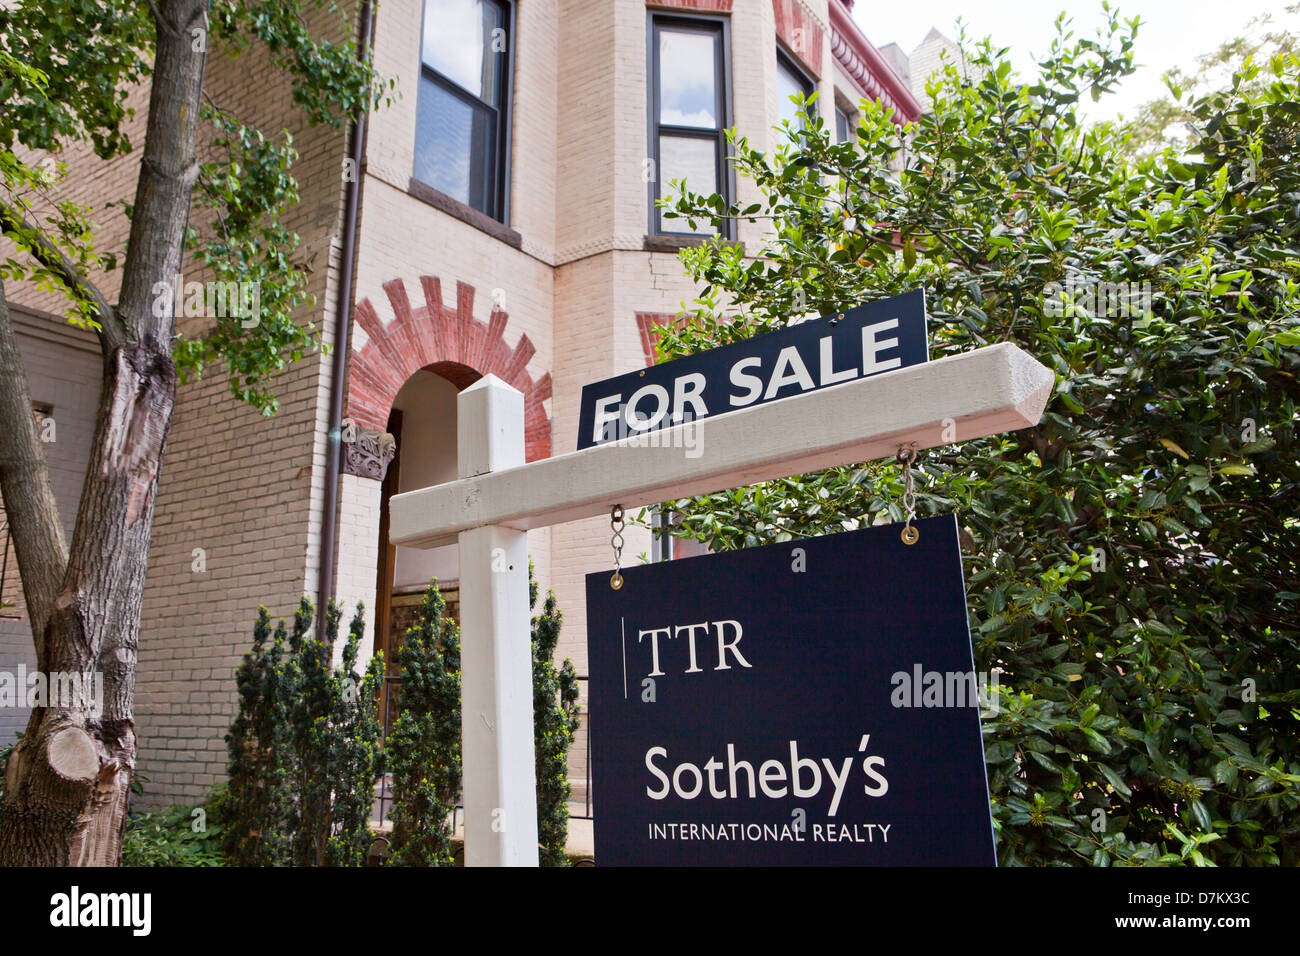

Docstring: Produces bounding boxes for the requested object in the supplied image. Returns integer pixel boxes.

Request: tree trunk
[0,345,176,866]
[0,0,204,866]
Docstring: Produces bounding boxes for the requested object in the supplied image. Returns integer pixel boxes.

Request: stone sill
[406,178,523,250]
[643,233,745,255]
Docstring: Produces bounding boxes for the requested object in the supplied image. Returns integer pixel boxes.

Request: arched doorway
[373,363,480,735]
[344,273,556,829]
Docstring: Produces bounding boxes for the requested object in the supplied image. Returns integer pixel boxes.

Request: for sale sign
[585,514,996,866]
[576,289,928,449]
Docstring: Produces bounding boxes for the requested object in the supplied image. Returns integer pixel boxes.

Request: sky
[852,0,1299,123]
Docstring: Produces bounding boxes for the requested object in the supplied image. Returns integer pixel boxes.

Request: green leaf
[1097,762,1132,797]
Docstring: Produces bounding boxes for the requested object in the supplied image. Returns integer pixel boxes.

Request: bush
[387,581,462,866]
[222,605,296,865]
[656,16,1300,864]
[384,568,580,865]
[223,598,385,866]
[532,567,581,867]
[121,786,227,867]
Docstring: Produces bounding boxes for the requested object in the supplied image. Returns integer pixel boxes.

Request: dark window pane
[659,134,718,234]
[414,76,497,213]
[836,106,851,143]
[659,29,718,129]
[422,0,505,104]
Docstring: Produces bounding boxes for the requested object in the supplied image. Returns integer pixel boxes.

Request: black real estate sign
[576,288,928,449]
[585,514,996,866]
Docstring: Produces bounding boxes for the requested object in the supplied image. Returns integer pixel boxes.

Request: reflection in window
[650,17,729,236]
[414,0,511,221]
[777,50,814,132]
[835,105,853,144]
[659,30,718,128]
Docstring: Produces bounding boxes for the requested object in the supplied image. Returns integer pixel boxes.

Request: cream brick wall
[512,0,561,260]
[554,0,621,260]
[333,472,384,661]
[132,3,357,806]
[908,28,967,111]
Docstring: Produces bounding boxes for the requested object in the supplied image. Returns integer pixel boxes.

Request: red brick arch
[346,276,552,462]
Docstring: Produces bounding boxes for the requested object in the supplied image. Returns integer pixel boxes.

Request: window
[776,49,815,131]
[649,15,730,236]
[835,104,853,144]
[414,0,512,221]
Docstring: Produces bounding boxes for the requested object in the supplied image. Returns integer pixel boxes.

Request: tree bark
[0,0,204,866]
[0,283,69,654]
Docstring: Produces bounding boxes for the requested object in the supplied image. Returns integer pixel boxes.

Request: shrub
[223,605,296,865]
[387,581,462,866]
[384,568,579,865]
[655,17,1300,864]
[223,598,384,866]
[532,568,581,867]
[121,786,227,867]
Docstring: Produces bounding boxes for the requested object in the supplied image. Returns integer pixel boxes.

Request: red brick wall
[347,276,552,462]
[773,0,823,77]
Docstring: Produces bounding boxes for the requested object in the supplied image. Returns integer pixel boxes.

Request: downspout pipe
[318,0,374,629]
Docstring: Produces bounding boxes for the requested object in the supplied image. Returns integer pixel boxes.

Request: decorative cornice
[827,0,922,125]
[342,424,397,481]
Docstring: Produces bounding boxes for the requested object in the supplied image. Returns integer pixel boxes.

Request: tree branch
[0,280,71,658]
[0,199,128,355]
[115,0,208,348]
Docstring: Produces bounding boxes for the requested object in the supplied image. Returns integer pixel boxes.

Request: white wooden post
[456,375,539,867]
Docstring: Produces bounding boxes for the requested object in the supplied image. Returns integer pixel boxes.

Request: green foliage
[657,12,1300,865]
[223,597,384,866]
[383,569,580,865]
[121,786,227,867]
[0,46,119,330]
[0,0,396,408]
[223,604,297,865]
[292,600,386,866]
[1121,4,1297,155]
[532,565,581,867]
[387,581,462,867]
[0,2,153,160]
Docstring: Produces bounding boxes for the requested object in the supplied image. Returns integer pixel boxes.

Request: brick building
[1,0,943,807]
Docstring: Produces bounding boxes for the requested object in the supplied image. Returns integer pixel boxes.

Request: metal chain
[896,444,920,545]
[610,504,625,589]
